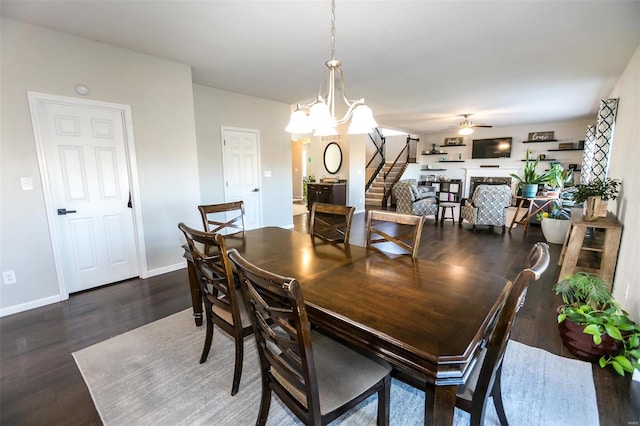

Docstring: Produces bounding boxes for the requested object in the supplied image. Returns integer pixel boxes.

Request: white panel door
[222,128,262,230]
[34,101,138,293]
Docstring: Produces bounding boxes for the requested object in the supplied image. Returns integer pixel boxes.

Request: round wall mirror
[323,142,342,175]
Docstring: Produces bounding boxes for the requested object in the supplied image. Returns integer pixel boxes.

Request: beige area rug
[73,309,599,426]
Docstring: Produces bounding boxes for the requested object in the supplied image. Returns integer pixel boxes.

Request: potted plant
[573,178,621,220]
[536,206,570,244]
[510,149,555,198]
[554,272,640,376]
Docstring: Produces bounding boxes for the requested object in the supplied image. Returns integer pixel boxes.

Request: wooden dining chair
[228,249,392,426]
[365,210,426,258]
[454,241,550,425]
[310,202,355,244]
[178,222,253,396]
[198,201,246,234]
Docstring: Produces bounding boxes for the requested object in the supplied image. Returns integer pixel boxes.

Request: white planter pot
[540,218,571,244]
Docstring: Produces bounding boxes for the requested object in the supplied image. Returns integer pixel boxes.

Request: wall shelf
[420,168,446,171]
[422,152,447,155]
[547,148,584,152]
[439,160,465,163]
[521,158,557,162]
[522,139,558,143]
[439,144,466,147]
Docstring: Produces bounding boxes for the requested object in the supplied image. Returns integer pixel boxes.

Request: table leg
[509,199,525,232]
[524,199,552,236]
[558,225,587,279]
[424,384,456,425]
[600,228,622,286]
[558,223,574,266]
[186,259,203,326]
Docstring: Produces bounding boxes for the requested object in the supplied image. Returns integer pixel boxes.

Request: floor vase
[540,218,570,244]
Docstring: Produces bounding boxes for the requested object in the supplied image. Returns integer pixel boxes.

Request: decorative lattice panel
[582,98,618,184]
[581,125,596,185]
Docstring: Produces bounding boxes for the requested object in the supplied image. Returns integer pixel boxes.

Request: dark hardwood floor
[1,209,637,425]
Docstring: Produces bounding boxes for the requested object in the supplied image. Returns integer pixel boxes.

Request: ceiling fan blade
[471,124,493,128]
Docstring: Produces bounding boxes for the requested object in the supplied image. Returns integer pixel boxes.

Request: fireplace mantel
[463,167,519,198]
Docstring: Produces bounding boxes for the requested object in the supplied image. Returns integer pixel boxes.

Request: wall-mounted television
[472,137,512,159]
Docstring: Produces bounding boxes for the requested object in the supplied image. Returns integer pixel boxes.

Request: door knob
[252,188,260,192]
[57,208,78,215]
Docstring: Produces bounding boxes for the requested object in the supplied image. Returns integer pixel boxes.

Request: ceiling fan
[449,114,493,135]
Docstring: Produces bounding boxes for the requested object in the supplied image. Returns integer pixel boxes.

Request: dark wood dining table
[184,226,512,425]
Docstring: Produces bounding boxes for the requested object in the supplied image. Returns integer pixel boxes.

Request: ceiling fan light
[285,109,312,134]
[459,127,473,136]
[348,104,378,134]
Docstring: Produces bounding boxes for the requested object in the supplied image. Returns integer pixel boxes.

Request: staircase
[365,162,408,206]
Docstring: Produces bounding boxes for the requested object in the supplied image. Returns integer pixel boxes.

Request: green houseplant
[554,272,640,376]
[573,178,621,220]
[510,149,555,198]
[573,178,621,203]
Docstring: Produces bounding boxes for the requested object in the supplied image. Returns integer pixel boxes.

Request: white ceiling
[2,0,639,134]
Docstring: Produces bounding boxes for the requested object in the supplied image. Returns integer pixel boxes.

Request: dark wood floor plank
[1,211,636,425]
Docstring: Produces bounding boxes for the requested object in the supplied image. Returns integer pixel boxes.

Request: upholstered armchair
[459,184,512,232]
[393,179,438,222]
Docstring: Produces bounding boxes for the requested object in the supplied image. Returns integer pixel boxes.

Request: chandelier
[285,0,377,136]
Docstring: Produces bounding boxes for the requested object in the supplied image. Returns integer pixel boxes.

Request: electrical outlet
[625,282,630,300]
[3,270,16,285]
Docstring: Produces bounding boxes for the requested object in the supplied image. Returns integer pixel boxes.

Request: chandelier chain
[330,0,336,60]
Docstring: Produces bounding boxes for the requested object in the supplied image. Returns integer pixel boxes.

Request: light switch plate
[21,177,34,191]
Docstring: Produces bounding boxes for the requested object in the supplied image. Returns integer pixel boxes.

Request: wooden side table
[558,209,623,290]
[438,202,457,226]
[509,195,559,236]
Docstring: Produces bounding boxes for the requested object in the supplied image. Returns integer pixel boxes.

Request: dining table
[183,226,512,425]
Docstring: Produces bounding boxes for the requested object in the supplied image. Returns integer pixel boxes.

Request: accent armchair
[393,179,438,222]
[459,184,512,233]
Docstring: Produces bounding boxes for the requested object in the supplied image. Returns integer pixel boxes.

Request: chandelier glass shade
[285,0,377,136]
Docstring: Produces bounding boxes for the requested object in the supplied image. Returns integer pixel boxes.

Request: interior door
[221,127,262,230]
[30,96,139,293]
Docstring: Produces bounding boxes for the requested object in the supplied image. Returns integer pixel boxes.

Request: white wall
[608,44,640,321]
[191,84,292,228]
[418,119,593,192]
[0,19,201,314]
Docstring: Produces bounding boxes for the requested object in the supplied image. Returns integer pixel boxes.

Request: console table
[558,210,622,290]
[509,194,559,236]
[306,182,347,210]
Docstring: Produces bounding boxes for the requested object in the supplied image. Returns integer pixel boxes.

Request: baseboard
[146,261,186,278]
[0,295,63,318]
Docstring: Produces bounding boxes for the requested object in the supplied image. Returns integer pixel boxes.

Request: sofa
[393,179,438,221]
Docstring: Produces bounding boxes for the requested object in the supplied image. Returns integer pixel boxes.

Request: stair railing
[381,137,414,205]
[365,128,386,191]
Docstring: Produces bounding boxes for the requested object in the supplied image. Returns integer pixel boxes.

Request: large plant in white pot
[536,207,570,244]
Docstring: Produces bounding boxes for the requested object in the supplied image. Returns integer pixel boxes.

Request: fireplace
[463,168,518,198]
[468,177,513,198]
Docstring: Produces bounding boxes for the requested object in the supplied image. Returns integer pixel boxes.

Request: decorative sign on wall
[444,137,464,145]
[527,131,555,141]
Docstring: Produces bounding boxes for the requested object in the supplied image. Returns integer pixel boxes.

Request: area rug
[73,309,599,425]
